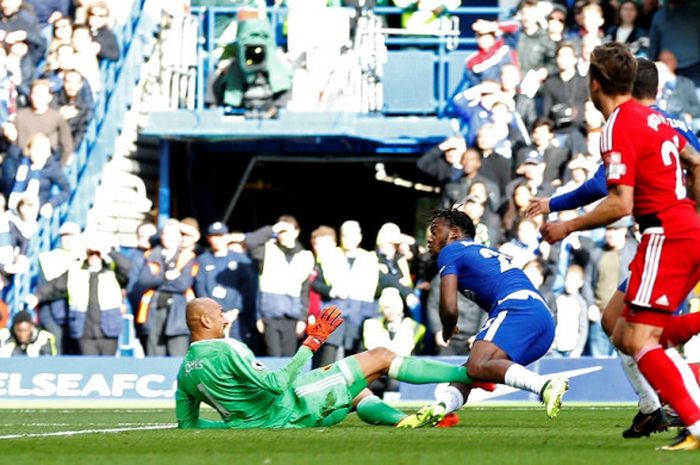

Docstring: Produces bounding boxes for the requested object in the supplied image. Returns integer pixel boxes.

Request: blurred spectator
[522,257,555,306]
[490,99,530,158]
[0,310,56,357]
[501,181,533,243]
[582,218,636,356]
[363,287,425,396]
[87,1,119,62]
[194,222,245,340]
[648,0,700,86]
[452,80,503,145]
[338,219,380,322]
[539,42,589,134]
[416,135,466,185]
[363,287,425,354]
[605,0,649,57]
[24,0,70,46]
[546,4,568,46]
[0,192,26,291]
[554,154,593,195]
[550,263,588,357]
[374,222,418,311]
[46,14,72,60]
[125,221,157,315]
[4,28,38,101]
[546,209,593,296]
[7,79,74,165]
[637,0,660,31]
[71,24,101,96]
[440,147,501,213]
[51,68,93,147]
[227,234,259,350]
[135,219,197,356]
[656,51,700,124]
[0,44,16,126]
[500,63,537,130]
[457,194,494,247]
[504,151,555,211]
[498,217,542,268]
[30,233,128,356]
[8,133,70,218]
[514,0,557,91]
[570,1,605,50]
[474,123,513,197]
[464,19,517,86]
[0,0,47,67]
[238,215,313,356]
[179,216,202,255]
[309,225,348,367]
[7,195,39,252]
[516,117,570,188]
[36,221,84,354]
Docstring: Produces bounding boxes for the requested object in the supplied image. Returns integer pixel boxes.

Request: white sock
[687,420,700,438]
[618,350,661,414]
[435,385,465,414]
[504,364,547,395]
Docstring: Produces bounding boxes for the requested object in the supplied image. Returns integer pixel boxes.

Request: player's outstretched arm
[541,184,633,243]
[175,388,228,429]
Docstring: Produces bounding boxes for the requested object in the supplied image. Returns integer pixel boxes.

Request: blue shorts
[475,297,555,366]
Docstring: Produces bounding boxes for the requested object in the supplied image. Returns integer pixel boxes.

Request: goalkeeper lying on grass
[176,297,493,428]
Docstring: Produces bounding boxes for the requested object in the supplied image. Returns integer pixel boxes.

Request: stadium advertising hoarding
[0,356,637,402]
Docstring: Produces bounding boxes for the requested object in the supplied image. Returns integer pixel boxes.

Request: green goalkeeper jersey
[176,338,313,429]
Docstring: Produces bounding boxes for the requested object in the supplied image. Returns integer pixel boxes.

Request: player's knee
[466,360,485,379]
[369,347,397,366]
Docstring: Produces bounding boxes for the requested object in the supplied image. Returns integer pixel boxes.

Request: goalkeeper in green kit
[176,297,493,429]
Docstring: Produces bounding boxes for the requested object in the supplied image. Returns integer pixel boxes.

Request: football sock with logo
[636,345,700,429]
[660,313,700,347]
[356,395,406,426]
[618,350,662,414]
[388,356,472,384]
[504,364,547,395]
[435,385,466,414]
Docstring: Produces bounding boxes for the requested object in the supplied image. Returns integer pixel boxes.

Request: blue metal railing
[190,5,509,113]
[5,0,147,317]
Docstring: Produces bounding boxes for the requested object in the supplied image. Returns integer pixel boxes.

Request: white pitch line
[0,424,177,440]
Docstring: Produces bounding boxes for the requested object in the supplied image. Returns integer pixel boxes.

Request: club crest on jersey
[647,113,663,131]
[606,152,626,180]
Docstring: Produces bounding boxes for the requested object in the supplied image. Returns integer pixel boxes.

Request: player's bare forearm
[567,185,633,232]
[439,275,459,339]
[680,145,700,207]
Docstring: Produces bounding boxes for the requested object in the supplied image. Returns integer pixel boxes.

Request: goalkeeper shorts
[285,355,367,428]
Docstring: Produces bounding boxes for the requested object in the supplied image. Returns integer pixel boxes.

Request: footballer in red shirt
[541,42,700,451]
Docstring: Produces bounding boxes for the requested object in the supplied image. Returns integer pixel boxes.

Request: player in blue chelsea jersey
[397,208,569,428]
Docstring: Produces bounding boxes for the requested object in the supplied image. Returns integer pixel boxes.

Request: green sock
[356,395,406,426]
[389,356,473,384]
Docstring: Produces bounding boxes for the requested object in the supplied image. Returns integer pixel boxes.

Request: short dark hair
[428,208,476,239]
[532,117,555,132]
[632,58,658,100]
[589,42,637,96]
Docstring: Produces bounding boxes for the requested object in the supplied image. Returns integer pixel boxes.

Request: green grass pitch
[0,405,696,464]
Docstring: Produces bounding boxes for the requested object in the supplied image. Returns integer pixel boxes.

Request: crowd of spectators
[0,0,699,364]
[0,0,122,347]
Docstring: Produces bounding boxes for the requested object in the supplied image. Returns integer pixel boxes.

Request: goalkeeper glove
[303,305,343,352]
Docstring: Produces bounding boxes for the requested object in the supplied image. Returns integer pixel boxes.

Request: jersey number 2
[661,135,686,200]
[479,248,517,273]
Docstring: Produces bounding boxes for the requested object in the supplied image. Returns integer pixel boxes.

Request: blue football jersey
[437,240,541,313]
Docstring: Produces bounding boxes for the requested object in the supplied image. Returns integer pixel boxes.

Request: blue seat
[383,50,437,115]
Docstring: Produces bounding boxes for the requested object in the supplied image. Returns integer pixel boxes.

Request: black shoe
[622,408,670,438]
[670,428,691,446]
[663,406,685,428]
